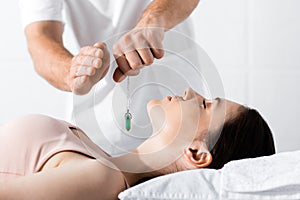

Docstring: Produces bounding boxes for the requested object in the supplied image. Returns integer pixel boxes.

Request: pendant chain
[125,76,132,131]
[126,77,130,110]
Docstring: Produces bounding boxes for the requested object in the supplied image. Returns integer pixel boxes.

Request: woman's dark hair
[208,107,275,169]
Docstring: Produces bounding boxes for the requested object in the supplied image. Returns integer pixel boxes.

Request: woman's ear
[183,141,212,168]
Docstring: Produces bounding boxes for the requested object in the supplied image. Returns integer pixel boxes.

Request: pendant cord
[126,76,130,111]
[125,76,132,131]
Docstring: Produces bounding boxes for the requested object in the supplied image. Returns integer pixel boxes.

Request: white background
[0,0,299,152]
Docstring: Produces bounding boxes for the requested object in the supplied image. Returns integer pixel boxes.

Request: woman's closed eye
[203,99,206,109]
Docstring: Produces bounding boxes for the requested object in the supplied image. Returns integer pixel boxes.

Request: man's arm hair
[25,21,73,92]
[136,0,200,29]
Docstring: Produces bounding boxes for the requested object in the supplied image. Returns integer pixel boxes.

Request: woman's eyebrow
[214,97,223,110]
[215,97,221,105]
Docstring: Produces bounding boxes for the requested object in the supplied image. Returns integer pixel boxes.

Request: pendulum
[125,77,132,131]
[125,109,132,131]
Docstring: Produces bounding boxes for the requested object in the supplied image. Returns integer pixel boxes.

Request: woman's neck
[108,148,162,187]
[122,170,160,187]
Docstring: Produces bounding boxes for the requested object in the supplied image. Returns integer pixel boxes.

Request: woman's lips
[167,96,184,102]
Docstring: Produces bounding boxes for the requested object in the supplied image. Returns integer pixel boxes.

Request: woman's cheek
[158,105,182,144]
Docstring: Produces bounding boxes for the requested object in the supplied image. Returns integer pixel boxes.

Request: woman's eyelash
[203,100,206,109]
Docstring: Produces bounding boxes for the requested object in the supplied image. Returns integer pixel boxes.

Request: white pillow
[118,168,221,200]
[221,150,300,200]
[119,150,300,200]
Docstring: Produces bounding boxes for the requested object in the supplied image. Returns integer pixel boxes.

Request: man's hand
[112,0,200,83]
[112,27,164,82]
[69,42,110,95]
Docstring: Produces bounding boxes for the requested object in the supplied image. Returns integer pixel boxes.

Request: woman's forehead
[223,99,244,118]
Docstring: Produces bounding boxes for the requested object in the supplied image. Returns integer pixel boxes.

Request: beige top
[0,114,129,188]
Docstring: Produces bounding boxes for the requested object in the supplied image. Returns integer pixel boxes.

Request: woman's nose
[184,87,214,108]
[183,87,194,100]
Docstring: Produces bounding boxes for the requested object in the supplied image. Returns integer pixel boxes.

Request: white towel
[119,169,221,200]
[221,150,300,200]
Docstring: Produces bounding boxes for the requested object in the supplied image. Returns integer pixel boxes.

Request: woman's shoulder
[0,114,73,141]
[3,114,62,126]
[77,159,127,197]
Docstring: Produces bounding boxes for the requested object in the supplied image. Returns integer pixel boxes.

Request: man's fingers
[136,48,154,66]
[94,42,110,69]
[72,76,93,95]
[111,28,165,83]
[147,31,164,59]
[73,56,102,68]
[149,40,164,59]
[151,48,164,59]
[80,46,104,58]
[113,67,140,83]
[75,76,87,86]
[93,42,107,49]
[113,55,128,82]
[113,67,126,83]
[115,55,131,74]
[113,54,140,82]
[124,51,143,70]
[70,42,110,95]
[112,48,155,83]
[74,66,96,77]
[115,53,141,73]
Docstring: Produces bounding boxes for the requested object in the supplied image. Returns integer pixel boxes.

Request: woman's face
[141,87,243,154]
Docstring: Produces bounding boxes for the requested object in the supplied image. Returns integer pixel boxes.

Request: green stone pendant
[125,109,132,131]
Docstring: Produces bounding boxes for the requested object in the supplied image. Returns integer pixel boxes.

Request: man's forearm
[25,21,73,92]
[29,36,73,91]
[136,0,200,30]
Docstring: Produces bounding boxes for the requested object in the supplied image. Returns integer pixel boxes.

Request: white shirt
[19,0,204,156]
[20,0,153,53]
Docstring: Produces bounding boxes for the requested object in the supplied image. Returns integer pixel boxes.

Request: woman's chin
[147,100,167,131]
[146,100,161,113]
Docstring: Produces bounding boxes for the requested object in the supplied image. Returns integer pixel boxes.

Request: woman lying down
[0,88,275,200]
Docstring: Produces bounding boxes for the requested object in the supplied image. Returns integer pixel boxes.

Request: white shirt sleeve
[19,0,64,29]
